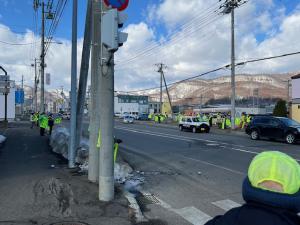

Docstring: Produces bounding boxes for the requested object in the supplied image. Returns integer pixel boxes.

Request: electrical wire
[116,50,300,94]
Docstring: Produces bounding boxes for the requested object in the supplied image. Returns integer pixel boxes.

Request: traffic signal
[101,9,128,52]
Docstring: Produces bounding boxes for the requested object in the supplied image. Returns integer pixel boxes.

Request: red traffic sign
[104,0,129,11]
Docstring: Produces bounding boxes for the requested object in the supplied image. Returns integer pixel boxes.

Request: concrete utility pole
[21,75,24,114]
[220,0,247,130]
[88,0,102,182]
[156,63,173,117]
[99,2,114,202]
[75,0,92,153]
[40,1,45,113]
[69,0,78,168]
[230,4,236,130]
[32,58,38,112]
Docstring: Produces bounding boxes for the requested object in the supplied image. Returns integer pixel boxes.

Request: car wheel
[285,133,296,144]
[250,130,259,140]
[205,127,210,133]
[192,127,197,133]
[179,125,183,131]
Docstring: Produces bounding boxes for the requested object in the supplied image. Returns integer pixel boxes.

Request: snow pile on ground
[0,135,6,144]
[49,126,133,182]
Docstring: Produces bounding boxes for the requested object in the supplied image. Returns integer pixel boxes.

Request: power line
[117,50,300,94]
[0,40,39,46]
[116,13,223,67]
[116,6,222,66]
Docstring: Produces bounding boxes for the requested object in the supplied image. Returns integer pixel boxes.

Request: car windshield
[192,118,200,122]
[278,117,300,126]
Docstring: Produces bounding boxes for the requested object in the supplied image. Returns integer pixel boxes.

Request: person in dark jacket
[48,114,54,135]
[205,151,300,225]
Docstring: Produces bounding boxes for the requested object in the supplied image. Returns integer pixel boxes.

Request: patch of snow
[0,135,6,144]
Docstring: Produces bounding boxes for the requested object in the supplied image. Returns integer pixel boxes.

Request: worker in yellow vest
[39,113,48,136]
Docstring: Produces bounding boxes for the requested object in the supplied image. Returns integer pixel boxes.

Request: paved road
[114,120,300,225]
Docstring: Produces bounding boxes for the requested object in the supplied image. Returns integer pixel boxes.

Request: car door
[186,118,192,129]
[258,117,272,137]
[269,118,285,139]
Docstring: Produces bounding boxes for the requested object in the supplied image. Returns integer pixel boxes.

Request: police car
[179,116,210,133]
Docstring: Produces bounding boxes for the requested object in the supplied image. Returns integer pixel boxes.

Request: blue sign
[15,89,24,104]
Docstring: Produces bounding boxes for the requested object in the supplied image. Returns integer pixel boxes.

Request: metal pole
[160,64,163,114]
[230,6,236,130]
[69,0,78,168]
[88,0,102,182]
[99,44,115,201]
[99,3,114,202]
[34,58,38,112]
[75,0,92,152]
[40,1,45,113]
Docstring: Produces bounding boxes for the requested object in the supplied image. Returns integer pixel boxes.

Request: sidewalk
[0,122,132,225]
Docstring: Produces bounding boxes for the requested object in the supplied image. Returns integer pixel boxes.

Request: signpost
[0,67,9,125]
[103,0,129,11]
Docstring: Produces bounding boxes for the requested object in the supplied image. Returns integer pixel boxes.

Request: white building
[114,94,149,116]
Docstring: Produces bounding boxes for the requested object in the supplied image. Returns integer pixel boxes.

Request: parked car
[179,116,210,133]
[246,116,300,144]
[138,113,149,121]
[123,116,134,124]
[62,112,70,120]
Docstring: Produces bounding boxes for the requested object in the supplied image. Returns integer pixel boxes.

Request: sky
[0,0,300,93]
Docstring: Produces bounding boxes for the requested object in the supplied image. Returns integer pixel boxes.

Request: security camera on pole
[99,0,129,202]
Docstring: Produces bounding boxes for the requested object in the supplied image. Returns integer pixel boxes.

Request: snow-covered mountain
[138,73,297,105]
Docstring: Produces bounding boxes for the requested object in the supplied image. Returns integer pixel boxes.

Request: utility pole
[99,2,114,202]
[69,0,78,168]
[160,66,163,114]
[21,75,24,114]
[32,58,38,112]
[40,1,45,113]
[220,0,247,129]
[156,63,173,118]
[230,5,236,130]
[88,0,102,182]
[98,0,129,201]
[75,0,92,154]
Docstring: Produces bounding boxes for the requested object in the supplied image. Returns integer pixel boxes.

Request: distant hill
[140,73,297,106]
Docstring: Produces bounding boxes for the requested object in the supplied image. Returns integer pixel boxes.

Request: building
[291,74,300,123]
[114,94,149,115]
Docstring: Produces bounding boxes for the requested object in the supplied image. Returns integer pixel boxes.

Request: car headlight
[297,128,300,133]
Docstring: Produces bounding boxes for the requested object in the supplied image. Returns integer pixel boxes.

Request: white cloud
[114,0,300,91]
[0,23,81,92]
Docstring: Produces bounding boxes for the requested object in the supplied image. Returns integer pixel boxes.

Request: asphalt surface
[0,122,131,225]
[114,120,300,225]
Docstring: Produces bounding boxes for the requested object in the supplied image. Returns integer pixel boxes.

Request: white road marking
[116,126,300,162]
[141,191,212,225]
[178,155,245,175]
[174,207,212,225]
[212,199,241,211]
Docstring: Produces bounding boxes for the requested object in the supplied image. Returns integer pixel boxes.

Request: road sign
[15,89,24,104]
[104,0,129,11]
[0,75,9,81]
[0,88,9,94]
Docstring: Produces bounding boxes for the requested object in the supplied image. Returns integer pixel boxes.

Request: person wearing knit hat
[205,151,300,225]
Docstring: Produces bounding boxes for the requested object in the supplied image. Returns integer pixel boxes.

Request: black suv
[246,116,300,144]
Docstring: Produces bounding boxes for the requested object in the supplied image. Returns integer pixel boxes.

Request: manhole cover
[49,222,89,225]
